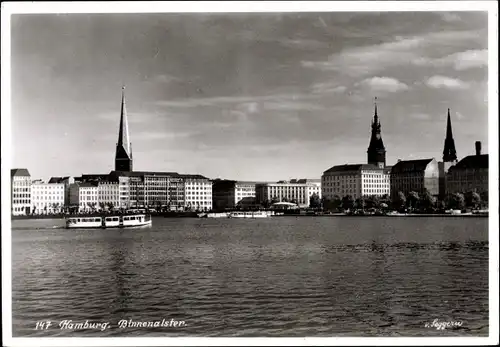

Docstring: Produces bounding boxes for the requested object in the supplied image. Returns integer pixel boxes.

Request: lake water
[11,216,489,337]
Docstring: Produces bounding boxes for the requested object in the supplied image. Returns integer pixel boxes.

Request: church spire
[115,85,133,171]
[442,108,457,163]
[367,98,386,168]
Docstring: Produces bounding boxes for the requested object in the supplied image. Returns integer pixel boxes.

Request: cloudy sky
[10,11,488,181]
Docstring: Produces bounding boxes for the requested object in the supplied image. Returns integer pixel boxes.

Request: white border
[1,2,498,346]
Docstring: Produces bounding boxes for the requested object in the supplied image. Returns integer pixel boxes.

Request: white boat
[228,211,269,219]
[65,214,152,229]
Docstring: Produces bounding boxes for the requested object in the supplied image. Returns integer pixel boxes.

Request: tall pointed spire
[115,85,133,172]
[367,98,386,168]
[443,108,457,163]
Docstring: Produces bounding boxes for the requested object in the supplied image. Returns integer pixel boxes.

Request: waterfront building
[367,100,387,168]
[69,182,99,212]
[446,141,488,197]
[115,86,133,172]
[322,102,390,201]
[390,158,440,200]
[48,176,75,208]
[322,164,390,200]
[183,174,213,211]
[97,181,120,210]
[255,179,321,208]
[212,180,258,210]
[31,180,65,214]
[438,109,458,199]
[11,168,32,216]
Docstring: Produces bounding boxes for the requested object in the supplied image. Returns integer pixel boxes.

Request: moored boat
[65,214,152,229]
[228,211,269,219]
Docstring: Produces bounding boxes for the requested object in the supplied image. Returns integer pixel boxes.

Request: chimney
[475,141,481,156]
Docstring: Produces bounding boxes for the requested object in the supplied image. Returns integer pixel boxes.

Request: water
[11,216,489,337]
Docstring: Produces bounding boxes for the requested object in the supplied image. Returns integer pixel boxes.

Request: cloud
[414,49,488,70]
[440,12,462,23]
[310,82,347,95]
[356,77,409,93]
[425,75,470,90]
[301,29,484,76]
[152,74,181,84]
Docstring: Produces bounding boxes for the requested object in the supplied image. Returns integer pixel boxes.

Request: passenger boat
[65,214,152,229]
[228,211,270,219]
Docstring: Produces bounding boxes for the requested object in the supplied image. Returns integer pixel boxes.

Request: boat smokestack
[475,141,481,156]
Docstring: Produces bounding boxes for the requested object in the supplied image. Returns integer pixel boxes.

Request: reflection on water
[12,217,488,336]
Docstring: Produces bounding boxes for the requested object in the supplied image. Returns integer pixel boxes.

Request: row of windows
[12,193,31,198]
[33,196,64,201]
[13,187,30,192]
[13,199,30,204]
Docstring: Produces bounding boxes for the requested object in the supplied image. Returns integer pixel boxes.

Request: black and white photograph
[2,1,498,346]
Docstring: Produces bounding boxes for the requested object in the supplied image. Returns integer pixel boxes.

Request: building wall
[184,178,212,211]
[11,175,31,216]
[256,182,311,207]
[31,182,65,214]
[234,182,257,206]
[98,181,120,209]
[322,170,361,200]
[446,168,488,195]
[390,159,439,199]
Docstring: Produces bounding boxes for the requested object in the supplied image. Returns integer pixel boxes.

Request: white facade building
[183,174,212,211]
[98,181,120,210]
[69,182,99,212]
[322,164,390,200]
[255,179,322,207]
[11,168,32,216]
[31,180,65,214]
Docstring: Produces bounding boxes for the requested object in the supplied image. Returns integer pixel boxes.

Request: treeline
[310,190,488,213]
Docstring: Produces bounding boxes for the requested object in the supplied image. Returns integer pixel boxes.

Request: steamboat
[65,214,152,229]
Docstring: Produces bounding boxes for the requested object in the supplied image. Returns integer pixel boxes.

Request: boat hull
[65,214,152,229]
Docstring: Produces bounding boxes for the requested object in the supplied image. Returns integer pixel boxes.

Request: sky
[10,11,489,181]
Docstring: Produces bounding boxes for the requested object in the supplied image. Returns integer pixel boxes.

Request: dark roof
[450,154,488,171]
[78,182,98,188]
[390,158,434,174]
[323,164,381,174]
[110,170,180,177]
[179,174,209,179]
[11,168,31,177]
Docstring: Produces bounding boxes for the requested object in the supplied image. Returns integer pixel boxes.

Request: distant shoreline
[11,212,488,221]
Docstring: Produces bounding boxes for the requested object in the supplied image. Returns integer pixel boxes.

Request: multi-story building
[69,182,99,212]
[11,168,32,216]
[48,176,75,208]
[212,180,259,210]
[322,164,390,200]
[322,102,390,202]
[255,179,321,207]
[390,158,440,200]
[97,181,120,209]
[183,174,212,211]
[31,180,65,214]
[446,141,488,196]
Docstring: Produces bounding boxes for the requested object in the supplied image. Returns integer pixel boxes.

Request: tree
[281,197,289,203]
[332,195,342,211]
[420,190,436,212]
[394,191,406,210]
[452,193,466,210]
[270,196,280,204]
[99,202,105,211]
[471,192,481,209]
[262,199,271,209]
[309,193,321,209]
[342,195,354,211]
[355,196,366,210]
[407,191,420,210]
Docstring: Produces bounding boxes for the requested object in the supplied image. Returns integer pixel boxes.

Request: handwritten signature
[425,319,463,330]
